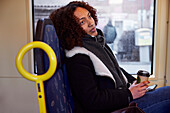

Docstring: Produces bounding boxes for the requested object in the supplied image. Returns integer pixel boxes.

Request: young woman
[50,1,170,113]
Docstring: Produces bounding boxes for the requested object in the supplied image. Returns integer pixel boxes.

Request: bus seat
[34,18,74,113]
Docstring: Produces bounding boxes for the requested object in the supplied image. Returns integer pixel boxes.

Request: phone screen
[146,84,157,92]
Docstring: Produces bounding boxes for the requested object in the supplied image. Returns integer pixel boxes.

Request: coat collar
[83,29,105,47]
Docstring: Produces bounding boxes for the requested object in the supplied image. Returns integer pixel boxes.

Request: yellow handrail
[16,41,57,113]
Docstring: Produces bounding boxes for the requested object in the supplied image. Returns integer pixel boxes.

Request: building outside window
[33,0,155,74]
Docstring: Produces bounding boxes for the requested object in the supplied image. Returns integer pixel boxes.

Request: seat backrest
[34,18,74,113]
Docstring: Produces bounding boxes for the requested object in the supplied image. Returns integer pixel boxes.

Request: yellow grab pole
[16,41,57,113]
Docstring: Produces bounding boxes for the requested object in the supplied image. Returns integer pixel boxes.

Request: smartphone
[146,84,157,92]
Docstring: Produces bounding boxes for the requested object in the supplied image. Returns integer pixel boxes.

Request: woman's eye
[80,21,84,25]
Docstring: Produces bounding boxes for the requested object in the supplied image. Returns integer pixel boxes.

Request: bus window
[33,0,155,75]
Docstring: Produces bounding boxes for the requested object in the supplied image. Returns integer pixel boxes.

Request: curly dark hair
[50,1,98,50]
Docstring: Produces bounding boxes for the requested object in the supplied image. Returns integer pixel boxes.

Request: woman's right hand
[129,80,150,99]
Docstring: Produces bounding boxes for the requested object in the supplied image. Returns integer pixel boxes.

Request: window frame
[30,0,169,87]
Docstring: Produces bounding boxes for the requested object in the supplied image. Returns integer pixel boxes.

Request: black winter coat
[66,53,136,113]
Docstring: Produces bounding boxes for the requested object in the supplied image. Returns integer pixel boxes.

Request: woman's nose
[88,19,93,27]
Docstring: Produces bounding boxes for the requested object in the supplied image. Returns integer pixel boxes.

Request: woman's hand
[129,80,150,99]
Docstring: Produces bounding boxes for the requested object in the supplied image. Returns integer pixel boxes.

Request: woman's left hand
[129,80,150,99]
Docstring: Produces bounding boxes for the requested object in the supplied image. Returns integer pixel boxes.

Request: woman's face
[74,7,98,37]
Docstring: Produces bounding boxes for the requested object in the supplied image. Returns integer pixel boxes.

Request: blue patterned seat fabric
[34,18,74,113]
